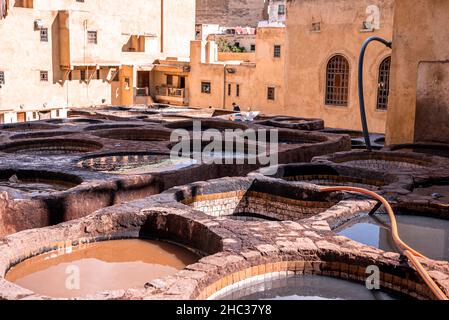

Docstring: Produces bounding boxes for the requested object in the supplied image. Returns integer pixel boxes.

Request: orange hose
[321,186,448,300]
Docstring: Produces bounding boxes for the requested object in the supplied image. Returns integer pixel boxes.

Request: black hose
[358,37,392,151]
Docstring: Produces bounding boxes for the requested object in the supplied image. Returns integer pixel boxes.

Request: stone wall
[196,0,267,27]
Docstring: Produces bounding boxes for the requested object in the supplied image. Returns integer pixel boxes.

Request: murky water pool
[216,274,405,300]
[335,213,449,261]
[6,239,200,298]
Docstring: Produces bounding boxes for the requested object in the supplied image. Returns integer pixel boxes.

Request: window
[80,70,86,81]
[112,71,119,82]
[201,81,211,94]
[40,28,48,42]
[278,4,286,15]
[236,84,240,97]
[274,45,281,58]
[0,71,4,85]
[377,56,391,110]
[87,31,97,44]
[267,87,275,100]
[325,55,350,106]
[250,44,256,52]
[166,75,173,86]
[40,71,48,82]
[32,112,38,120]
[96,69,101,80]
[311,22,321,32]
[228,83,232,96]
[55,109,60,117]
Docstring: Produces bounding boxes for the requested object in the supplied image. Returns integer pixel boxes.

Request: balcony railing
[156,86,186,98]
[136,87,149,96]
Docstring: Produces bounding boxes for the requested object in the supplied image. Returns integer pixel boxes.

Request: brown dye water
[6,239,199,298]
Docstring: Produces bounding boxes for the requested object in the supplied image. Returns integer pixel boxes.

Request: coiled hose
[321,186,448,300]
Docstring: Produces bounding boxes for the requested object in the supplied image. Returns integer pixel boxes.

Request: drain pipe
[358,37,392,151]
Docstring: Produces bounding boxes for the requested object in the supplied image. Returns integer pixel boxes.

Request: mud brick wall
[183,190,334,220]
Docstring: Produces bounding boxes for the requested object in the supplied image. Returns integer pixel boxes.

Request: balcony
[155,86,188,106]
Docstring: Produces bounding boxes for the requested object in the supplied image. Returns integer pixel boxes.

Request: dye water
[6,239,199,298]
[336,213,449,261]
[217,275,404,300]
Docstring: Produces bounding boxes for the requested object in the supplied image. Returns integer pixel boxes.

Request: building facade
[284,0,394,133]
[188,0,394,133]
[0,0,195,123]
[188,24,285,114]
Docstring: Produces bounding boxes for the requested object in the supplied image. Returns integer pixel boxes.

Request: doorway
[137,71,150,96]
[180,76,186,89]
[17,112,26,123]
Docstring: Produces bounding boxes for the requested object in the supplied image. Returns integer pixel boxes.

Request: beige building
[284,0,394,133]
[0,0,195,123]
[188,25,285,114]
[196,0,267,28]
[186,0,394,133]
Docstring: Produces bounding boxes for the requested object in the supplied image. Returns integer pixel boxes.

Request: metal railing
[155,86,186,98]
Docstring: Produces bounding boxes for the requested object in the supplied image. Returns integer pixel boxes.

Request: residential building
[188,0,394,134]
[0,0,195,123]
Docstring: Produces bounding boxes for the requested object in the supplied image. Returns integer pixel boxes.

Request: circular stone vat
[165,119,248,131]
[265,117,325,131]
[321,129,364,139]
[169,139,270,164]
[335,212,449,261]
[0,170,82,196]
[84,123,144,131]
[0,123,60,132]
[47,118,103,125]
[5,239,200,298]
[387,143,449,159]
[92,128,171,142]
[0,139,103,155]
[350,139,367,149]
[314,151,431,172]
[10,131,74,140]
[212,274,405,300]
[78,152,196,175]
[321,129,384,150]
[245,130,328,145]
[269,164,389,191]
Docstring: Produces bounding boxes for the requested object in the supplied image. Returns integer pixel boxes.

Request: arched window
[325,55,350,106]
[377,56,391,110]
